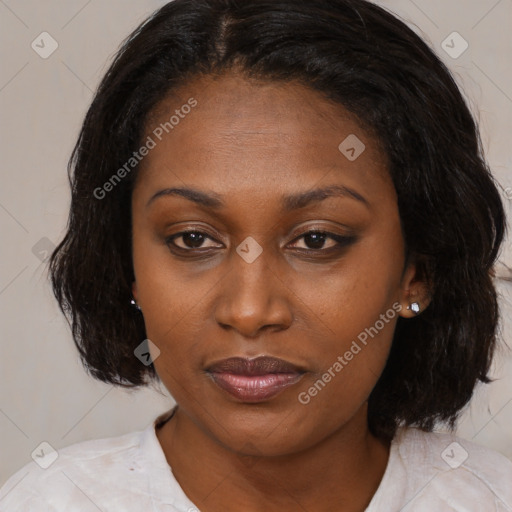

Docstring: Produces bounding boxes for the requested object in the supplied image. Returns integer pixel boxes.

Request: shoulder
[0,428,149,511]
[392,427,512,511]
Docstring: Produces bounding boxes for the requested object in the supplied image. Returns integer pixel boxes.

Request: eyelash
[165,229,356,255]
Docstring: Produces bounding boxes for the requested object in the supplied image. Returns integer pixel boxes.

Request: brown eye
[166,231,221,250]
[300,232,332,250]
[289,231,356,251]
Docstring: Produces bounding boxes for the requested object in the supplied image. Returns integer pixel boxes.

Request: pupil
[184,232,204,248]
[305,232,326,249]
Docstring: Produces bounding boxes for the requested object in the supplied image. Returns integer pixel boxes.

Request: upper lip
[205,356,305,376]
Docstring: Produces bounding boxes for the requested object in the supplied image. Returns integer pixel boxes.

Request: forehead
[135,72,392,205]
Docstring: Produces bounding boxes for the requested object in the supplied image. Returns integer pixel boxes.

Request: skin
[131,72,430,512]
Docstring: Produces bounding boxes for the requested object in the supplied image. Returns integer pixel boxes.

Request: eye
[288,230,356,251]
[165,229,356,255]
[166,231,222,251]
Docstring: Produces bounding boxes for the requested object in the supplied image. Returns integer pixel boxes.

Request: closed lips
[205,356,306,402]
[205,356,306,375]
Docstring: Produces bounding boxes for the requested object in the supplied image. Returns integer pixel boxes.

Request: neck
[157,404,390,512]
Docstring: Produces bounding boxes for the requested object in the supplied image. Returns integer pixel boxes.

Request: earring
[407,302,420,315]
[130,299,142,311]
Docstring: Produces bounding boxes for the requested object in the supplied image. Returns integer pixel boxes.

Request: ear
[398,260,432,318]
[132,281,138,302]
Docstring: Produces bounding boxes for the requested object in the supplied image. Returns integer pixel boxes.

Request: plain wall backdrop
[1,0,511,488]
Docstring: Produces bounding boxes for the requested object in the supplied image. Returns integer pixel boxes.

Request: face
[131,72,421,456]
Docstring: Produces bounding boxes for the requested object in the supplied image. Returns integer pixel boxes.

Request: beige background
[1,0,511,488]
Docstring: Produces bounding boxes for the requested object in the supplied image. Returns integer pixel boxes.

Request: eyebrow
[145,184,369,210]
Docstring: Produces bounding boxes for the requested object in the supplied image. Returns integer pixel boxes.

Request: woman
[1,0,511,510]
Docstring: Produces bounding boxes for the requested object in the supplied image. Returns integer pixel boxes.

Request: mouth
[205,356,306,403]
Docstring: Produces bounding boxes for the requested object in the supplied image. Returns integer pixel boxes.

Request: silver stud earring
[130,299,142,311]
[407,302,420,315]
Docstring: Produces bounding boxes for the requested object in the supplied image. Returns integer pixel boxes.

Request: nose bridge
[214,239,292,335]
[233,242,273,297]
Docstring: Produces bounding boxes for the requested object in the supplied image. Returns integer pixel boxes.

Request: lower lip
[208,372,304,402]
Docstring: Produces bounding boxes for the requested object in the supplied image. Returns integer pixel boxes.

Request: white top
[1,406,511,511]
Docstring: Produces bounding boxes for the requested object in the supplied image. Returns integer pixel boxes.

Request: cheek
[292,224,404,399]
[293,277,399,440]
[131,231,190,366]
[302,228,404,343]
[132,224,213,327]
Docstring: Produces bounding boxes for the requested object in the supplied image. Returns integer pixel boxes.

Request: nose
[214,246,293,338]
